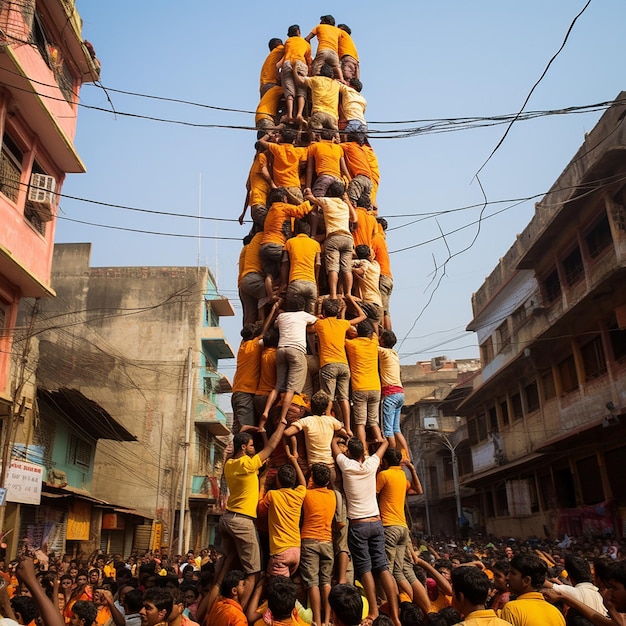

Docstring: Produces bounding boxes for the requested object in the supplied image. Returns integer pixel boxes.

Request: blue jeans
[382,392,404,437]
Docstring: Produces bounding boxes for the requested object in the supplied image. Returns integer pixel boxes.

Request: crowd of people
[2,535,626,626]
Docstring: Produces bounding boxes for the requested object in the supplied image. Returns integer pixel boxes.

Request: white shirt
[553,581,608,616]
[336,453,380,519]
[276,310,317,352]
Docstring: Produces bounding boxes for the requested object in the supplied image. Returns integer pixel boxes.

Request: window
[543,268,561,305]
[497,320,511,352]
[495,485,509,517]
[24,203,46,236]
[511,393,523,421]
[458,446,473,476]
[468,417,478,446]
[488,406,498,433]
[525,381,540,413]
[585,213,612,259]
[608,315,626,361]
[477,413,487,441]
[56,61,75,103]
[558,354,579,394]
[480,336,494,365]
[67,435,92,469]
[541,370,556,401]
[580,335,607,381]
[563,246,584,286]
[499,399,509,426]
[0,133,23,203]
[205,301,218,327]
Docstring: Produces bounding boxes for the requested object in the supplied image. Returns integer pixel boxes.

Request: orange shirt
[376,466,410,528]
[283,36,312,65]
[285,234,320,283]
[262,201,313,246]
[308,140,343,178]
[256,347,277,396]
[338,29,358,59]
[237,246,246,286]
[314,317,351,367]
[206,597,247,626]
[248,152,270,207]
[310,24,341,52]
[301,486,336,542]
[352,207,378,249]
[345,335,380,391]
[241,232,264,278]
[371,233,391,278]
[232,339,262,394]
[363,145,380,185]
[260,45,284,89]
[256,86,283,124]
[266,143,306,189]
[341,141,371,178]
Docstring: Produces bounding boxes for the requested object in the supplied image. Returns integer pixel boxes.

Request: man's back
[500,592,566,626]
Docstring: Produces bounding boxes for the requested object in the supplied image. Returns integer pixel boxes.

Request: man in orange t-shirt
[231,322,263,433]
[283,220,320,314]
[306,132,349,197]
[276,25,312,123]
[204,570,247,626]
[371,219,393,330]
[337,24,359,80]
[305,15,344,82]
[259,38,283,97]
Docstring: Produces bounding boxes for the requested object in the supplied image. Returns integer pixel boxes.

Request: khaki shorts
[219,511,261,574]
[286,280,317,314]
[324,234,354,274]
[276,346,308,393]
[379,274,393,315]
[267,547,301,577]
[300,540,334,588]
[320,362,350,401]
[352,389,381,428]
[312,48,340,75]
[281,60,308,100]
[384,524,411,584]
[309,110,339,131]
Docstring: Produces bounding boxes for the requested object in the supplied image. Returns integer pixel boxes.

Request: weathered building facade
[457,94,626,537]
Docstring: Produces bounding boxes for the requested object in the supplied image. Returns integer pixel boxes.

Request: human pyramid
[223,16,421,626]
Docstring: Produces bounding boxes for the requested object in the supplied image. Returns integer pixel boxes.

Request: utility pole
[437,432,462,530]
[177,348,193,556]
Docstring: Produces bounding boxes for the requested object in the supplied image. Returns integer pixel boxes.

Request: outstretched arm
[16,558,64,626]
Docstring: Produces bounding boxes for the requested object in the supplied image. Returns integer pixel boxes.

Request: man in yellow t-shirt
[295,63,341,131]
[219,421,288,611]
[255,85,283,138]
[257,447,306,577]
[283,220,320,314]
[239,148,271,230]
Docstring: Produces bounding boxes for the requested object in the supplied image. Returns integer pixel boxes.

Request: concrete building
[457,94,626,537]
[12,243,234,556]
[400,359,480,535]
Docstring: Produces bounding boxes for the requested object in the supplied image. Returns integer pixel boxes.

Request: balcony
[195,395,229,436]
[201,327,235,360]
[189,475,219,501]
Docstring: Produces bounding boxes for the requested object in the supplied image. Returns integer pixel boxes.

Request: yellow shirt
[456,609,513,626]
[345,335,380,391]
[310,24,341,52]
[378,347,402,389]
[308,140,343,178]
[248,152,270,207]
[315,317,351,366]
[307,76,340,117]
[339,85,367,123]
[224,453,264,518]
[283,36,312,65]
[284,234,320,283]
[241,232,264,278]
[376,466,409,528]
[500,592,566,626]
[256,85,283,123]
[261,485,306,554]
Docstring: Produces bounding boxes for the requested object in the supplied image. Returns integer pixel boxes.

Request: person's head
[141,588,173,626]
[319,64,334,79]
[438,607,462,626]
[220,570,245,600]
[337,24,351,35]
[347,131,365,145]
[326,180,345,198]
[355,244,371,260]
[328,584,362,626]
[356,319,374,338]
[377,217,388,232]
[383,447,402,468]
[564,554,592,585]
[294,219,311,237]
[349,78,363,93]
[69,566,79,579]
[320,128,336,141]
[241,321,262,341]
[287,24,300,37]
[285,293,306,312]
[60,573,73,591]
[491,560,509,593]
[311,462,331,488]
[311,390,331,416]
[124,589,144,615]
[180,585,198,607]
[277,463,297,489]
[265,576,297,620]
[451,566,491,609]
[508,554,547,594]
[262,328,279,348]
[76,570,89,586]
[268,38,282,51]
[320,15,335,26]
[346,437,364,461]
[606,561,626,612]
[279,127,297,145]
[70,601,98,626]
[372,616,393,626]
[232,432,254,457]
[11,595,38,625]
[268,187,288,206]
[399,601,425,626]
[88,569,100,584]
[380,330,397,349]
[435,559,453,582]
[321,298,341,318]
[166,590,185,623]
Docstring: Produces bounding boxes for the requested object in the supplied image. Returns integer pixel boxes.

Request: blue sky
[63,1,624,377]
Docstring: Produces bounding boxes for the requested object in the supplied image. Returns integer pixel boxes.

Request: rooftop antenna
[197,173,202,275]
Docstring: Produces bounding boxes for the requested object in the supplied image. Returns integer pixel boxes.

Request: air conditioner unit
[424,417,439,430]
[431,356,445,370]
[28,173,56,204]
